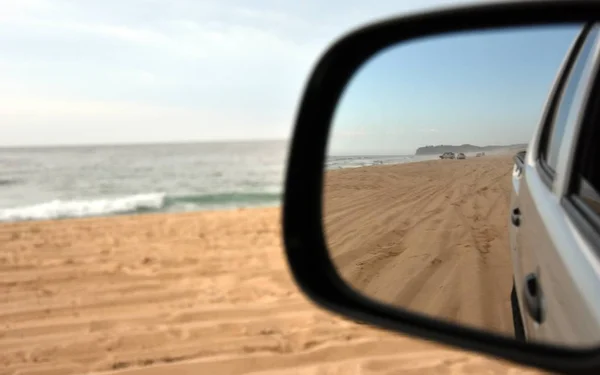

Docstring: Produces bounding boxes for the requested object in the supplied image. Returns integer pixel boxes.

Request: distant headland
[415,143,528,156]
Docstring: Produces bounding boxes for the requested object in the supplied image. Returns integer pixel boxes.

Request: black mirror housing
[282,1,600,373]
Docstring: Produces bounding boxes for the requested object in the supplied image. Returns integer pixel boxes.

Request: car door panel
[518,163,600,347]
[514,25,600,347]
[509,153,525,304]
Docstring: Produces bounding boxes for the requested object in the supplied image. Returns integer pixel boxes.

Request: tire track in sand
[324,156,515,337]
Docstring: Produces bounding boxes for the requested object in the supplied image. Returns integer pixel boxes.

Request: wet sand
[1,191,542,374]
[324,155,515,336]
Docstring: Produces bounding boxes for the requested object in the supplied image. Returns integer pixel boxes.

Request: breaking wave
[0,191,281,222]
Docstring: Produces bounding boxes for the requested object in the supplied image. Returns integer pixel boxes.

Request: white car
[509,24,600,347]
[457,153,466,159]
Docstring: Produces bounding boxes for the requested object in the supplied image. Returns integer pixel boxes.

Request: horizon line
[0,137,291,149]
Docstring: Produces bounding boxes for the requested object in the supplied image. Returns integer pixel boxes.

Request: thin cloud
[0,0,473,146]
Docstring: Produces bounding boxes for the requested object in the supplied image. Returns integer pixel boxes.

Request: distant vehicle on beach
[476,152,485,157]
[457,153,466,159]
[439,152,455,159]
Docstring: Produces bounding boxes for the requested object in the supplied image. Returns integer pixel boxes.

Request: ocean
[325,154,436,170]
[0,141,430,222]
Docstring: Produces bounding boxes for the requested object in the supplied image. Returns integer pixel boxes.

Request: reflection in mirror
[323,24,600,348]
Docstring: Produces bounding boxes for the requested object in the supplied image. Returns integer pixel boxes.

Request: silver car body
[510,24,600,348]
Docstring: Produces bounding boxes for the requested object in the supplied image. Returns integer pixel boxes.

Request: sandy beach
[1,165,543,374]
[324,154,515,336]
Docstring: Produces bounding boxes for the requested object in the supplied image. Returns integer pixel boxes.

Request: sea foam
[0,193,166,222]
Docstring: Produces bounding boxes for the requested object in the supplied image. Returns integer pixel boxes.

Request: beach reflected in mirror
[322,24,591,347]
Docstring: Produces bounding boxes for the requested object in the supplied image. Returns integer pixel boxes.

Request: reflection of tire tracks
[436,161,507,330]
[337,176,440,284]
[325,195,392,251]
[392,217,454,308]
[398,184,444,212]
[328,171,453,253]
[392,254,444,308]
[325,178,439,243]
[481,189,502,221]
[377,185,442,230]
[460,168,506,330]
[478,241,499,330]
[334,222,408,282]
[400,184,454,233]
[324,194,381,232]
[481,168,511,222]
[352,242,408,288]
[324,188,407,268]
[497,168,513,206]
[453,188,491,256]
[483,169,513,331]
[328,159,511,325]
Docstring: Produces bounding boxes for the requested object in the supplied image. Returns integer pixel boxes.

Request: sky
[0,0,482,147]
[329,24,583,155]
[0,1,579,149]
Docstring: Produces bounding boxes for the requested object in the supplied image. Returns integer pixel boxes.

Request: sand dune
[1,195,542,373]
[324,155,515,336]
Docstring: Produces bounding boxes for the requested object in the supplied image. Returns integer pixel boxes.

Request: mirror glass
[323,24,600,348]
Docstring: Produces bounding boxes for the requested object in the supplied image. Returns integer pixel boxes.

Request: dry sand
[324,155,515,336]
[1,176,543,374]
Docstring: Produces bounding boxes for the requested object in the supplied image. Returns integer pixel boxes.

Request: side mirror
[283,1,600,373]
[514,151,527,172]
[514,151,527,165]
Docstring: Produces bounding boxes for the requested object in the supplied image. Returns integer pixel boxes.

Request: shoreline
[326,150,517,171]
[0,196,283,224]
[0,203,282,225]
